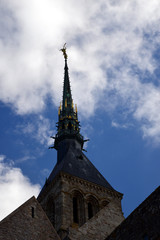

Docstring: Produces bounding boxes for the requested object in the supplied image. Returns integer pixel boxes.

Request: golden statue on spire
[60,43,68,60]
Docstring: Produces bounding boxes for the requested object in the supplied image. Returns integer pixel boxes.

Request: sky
[0,0,160,220]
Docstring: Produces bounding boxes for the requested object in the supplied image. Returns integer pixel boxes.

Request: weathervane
[60,43,68,60]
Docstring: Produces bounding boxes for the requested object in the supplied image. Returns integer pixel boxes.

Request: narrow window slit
[31,207,35,218]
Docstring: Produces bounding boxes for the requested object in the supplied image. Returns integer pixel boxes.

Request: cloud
[133,84,160,145]
[111,121,129,129]
[16,115,55,147]
[36,115,55,146]
[0,155,40,220]
[0,0,160,143]
[16,155,36,164]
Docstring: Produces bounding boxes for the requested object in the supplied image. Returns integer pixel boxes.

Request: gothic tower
[37,46,124,240]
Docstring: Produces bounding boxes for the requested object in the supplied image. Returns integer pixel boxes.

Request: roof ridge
[0,196,35,224]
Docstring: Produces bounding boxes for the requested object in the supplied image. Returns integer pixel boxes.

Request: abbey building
[0,48,160,240]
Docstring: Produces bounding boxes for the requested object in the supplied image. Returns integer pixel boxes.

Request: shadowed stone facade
[0,197,60,240]
[38,171,124,239]
[68,199,124,240]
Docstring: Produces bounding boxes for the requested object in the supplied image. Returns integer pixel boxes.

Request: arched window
[72,190,85,226]
[87,195,99,220]
[88,202,93,219]
[73,197,78,223]
[46,197,55,227]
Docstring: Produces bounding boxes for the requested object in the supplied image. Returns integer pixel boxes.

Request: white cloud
[0,155,5,162]
[36,115,55,146]
[16,115,55,147]
[134,84,160,144]
[111,121,129,129]
[0,0,160,143]
[0,155,40,220]
[16,155,36,164]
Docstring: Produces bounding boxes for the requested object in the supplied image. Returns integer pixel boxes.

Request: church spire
[52,44,84,150]
[62,58,73,115]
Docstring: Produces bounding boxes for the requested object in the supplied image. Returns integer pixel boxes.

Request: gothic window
[73,197,78,223]
[46,197,55,227]
[72,190,85,226]
[87,195,99,220]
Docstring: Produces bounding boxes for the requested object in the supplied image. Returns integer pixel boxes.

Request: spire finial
[60,43,68,60]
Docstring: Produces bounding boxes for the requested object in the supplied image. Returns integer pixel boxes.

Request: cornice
[60,171,123,200]
[38,170,123,202]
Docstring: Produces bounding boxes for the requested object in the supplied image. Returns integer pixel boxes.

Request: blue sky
[0,0,160,220]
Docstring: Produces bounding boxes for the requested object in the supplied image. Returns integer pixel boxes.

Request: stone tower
[37,47,124,240]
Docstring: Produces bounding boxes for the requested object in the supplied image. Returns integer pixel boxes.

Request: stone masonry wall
[38,172,123,240]
[0,196,60,240]
[60,173,124,239]
[68,199,124,240]
[38,175,63,232]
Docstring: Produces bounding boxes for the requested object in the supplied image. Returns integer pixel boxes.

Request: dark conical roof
[39,139,114,198]
[50,141,113,189]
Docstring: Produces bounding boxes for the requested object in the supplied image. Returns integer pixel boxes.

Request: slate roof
[38,139,116,198]
[106,186,160,240]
